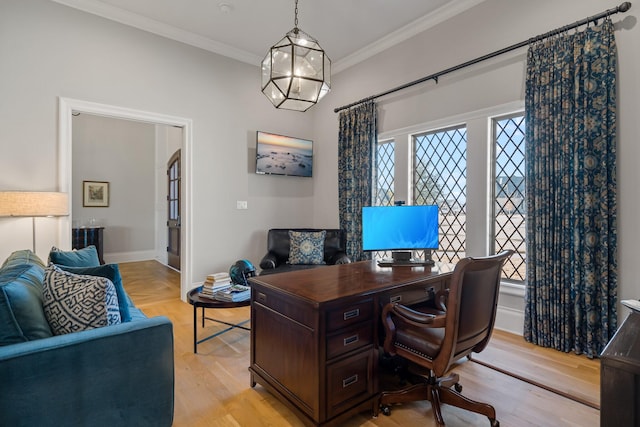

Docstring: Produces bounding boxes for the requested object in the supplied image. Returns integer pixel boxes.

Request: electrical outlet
[236,200,248,210]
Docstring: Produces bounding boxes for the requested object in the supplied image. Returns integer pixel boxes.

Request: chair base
[377,372,499,427]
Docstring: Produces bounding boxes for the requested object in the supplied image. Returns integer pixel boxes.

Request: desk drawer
[252,286,315,328]
[326,299,373,332]
[326,350,374,418]
[326,323,372,360]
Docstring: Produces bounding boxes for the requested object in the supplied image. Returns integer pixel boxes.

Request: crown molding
[51,0,262,65]
[52,0,486,72]
[334,0,487,73]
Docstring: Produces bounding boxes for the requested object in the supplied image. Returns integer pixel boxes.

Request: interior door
[167,149,181,270]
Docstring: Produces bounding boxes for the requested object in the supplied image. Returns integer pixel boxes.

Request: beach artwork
[256,131,313,177]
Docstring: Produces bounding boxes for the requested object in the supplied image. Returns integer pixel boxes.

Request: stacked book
[213,284,251,302]
[199,272,232,299]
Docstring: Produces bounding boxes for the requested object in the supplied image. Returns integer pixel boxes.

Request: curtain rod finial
[619,2,631,13]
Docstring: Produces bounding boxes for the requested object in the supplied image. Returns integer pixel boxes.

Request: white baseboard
[103,250,158,264]
[495,305,524,335]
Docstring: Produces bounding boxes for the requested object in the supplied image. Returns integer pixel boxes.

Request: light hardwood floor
[120,260,600,427]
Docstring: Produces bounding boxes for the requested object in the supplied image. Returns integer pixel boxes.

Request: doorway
[58,97,193,301]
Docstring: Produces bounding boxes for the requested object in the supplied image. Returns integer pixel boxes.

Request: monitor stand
[377,250,435,267]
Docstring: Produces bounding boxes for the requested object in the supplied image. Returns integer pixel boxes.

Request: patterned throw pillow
[56,264,131,323]
[288,230,326,265]
[43,265,121,335]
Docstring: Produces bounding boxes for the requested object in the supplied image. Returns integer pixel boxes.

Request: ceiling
[52,0,485,73]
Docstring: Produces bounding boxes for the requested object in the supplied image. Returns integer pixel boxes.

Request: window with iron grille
[375,139,395,207]
[493,113,526,281]
[413,125,467,264]
[372,139,395,260]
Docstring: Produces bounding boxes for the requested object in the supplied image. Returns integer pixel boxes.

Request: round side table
[187,287,250,353]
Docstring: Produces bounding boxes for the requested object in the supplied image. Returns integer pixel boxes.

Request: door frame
[58,97,193,301]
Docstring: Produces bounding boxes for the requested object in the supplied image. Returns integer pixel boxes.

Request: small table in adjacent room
[72,226,105,264]
[187,288,250,354]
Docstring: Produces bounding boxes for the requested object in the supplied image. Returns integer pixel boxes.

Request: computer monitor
[362,205,439,266]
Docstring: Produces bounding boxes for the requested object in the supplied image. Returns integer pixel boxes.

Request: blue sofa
[0,250,174,427]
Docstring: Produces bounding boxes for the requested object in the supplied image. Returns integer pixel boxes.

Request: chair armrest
[390,303,446,328]
[392,303,439,324]
[0,316,174,427]
[329,251,351,265]
[381,302,446,355]
[381,303,399,355]
[259,252,279,270]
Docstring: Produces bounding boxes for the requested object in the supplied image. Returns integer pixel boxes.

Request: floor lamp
[0,191,69,253]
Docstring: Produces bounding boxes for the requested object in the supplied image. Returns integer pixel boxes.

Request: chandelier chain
[294,0,299,28]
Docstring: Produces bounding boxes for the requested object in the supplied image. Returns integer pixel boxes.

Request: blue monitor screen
[362,205,439,251]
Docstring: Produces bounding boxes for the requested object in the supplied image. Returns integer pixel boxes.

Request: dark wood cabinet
[600,311,640,427]
[249,261,451,426]
[71,227,104,264]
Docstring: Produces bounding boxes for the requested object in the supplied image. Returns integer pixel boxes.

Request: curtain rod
[334,2,631,113]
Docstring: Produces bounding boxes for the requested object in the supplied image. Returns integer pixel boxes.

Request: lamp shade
[0,192,69,217]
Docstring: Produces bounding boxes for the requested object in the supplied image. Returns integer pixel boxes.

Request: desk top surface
[249,260,454,304]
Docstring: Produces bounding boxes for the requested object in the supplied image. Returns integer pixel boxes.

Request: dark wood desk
[248,260,453,427]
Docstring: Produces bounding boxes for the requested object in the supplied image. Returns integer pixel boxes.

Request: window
[168,156,180,222]
[375,139,395,207]
[372,139,396,260]
[493,114,526,281]
[375,103,525,282]
[413,125,467,264]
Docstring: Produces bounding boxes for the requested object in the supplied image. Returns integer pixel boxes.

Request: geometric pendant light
[261,0,331,112]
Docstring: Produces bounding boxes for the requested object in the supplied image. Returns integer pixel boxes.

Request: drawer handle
[426,286,436,299]
[344,334,359,346]
[343,308,360,320]
[257,292,267,303]
[342,374,358,388]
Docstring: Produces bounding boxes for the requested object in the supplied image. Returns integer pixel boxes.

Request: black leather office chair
[378,250,514,427]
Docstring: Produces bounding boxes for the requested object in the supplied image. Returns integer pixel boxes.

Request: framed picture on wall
[83,181,109,207]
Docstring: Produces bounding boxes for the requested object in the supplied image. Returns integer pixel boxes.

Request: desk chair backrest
[433,250,514,375]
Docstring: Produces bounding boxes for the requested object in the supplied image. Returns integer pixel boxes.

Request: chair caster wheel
[454,383,463,392]
[380,405,392,416]
[490,419,500,427]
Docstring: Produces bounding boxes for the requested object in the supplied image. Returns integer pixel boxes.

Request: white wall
[0,0,316,288]
[1,0,637,330]
[311,0,640,331]
[72,113,156,261]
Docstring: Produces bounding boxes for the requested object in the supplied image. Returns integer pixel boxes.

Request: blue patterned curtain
[524,19,617,358]
[338,101,377,261]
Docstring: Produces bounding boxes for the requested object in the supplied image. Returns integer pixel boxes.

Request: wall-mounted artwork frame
[83,181,109,207]
[255,131,313,177]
